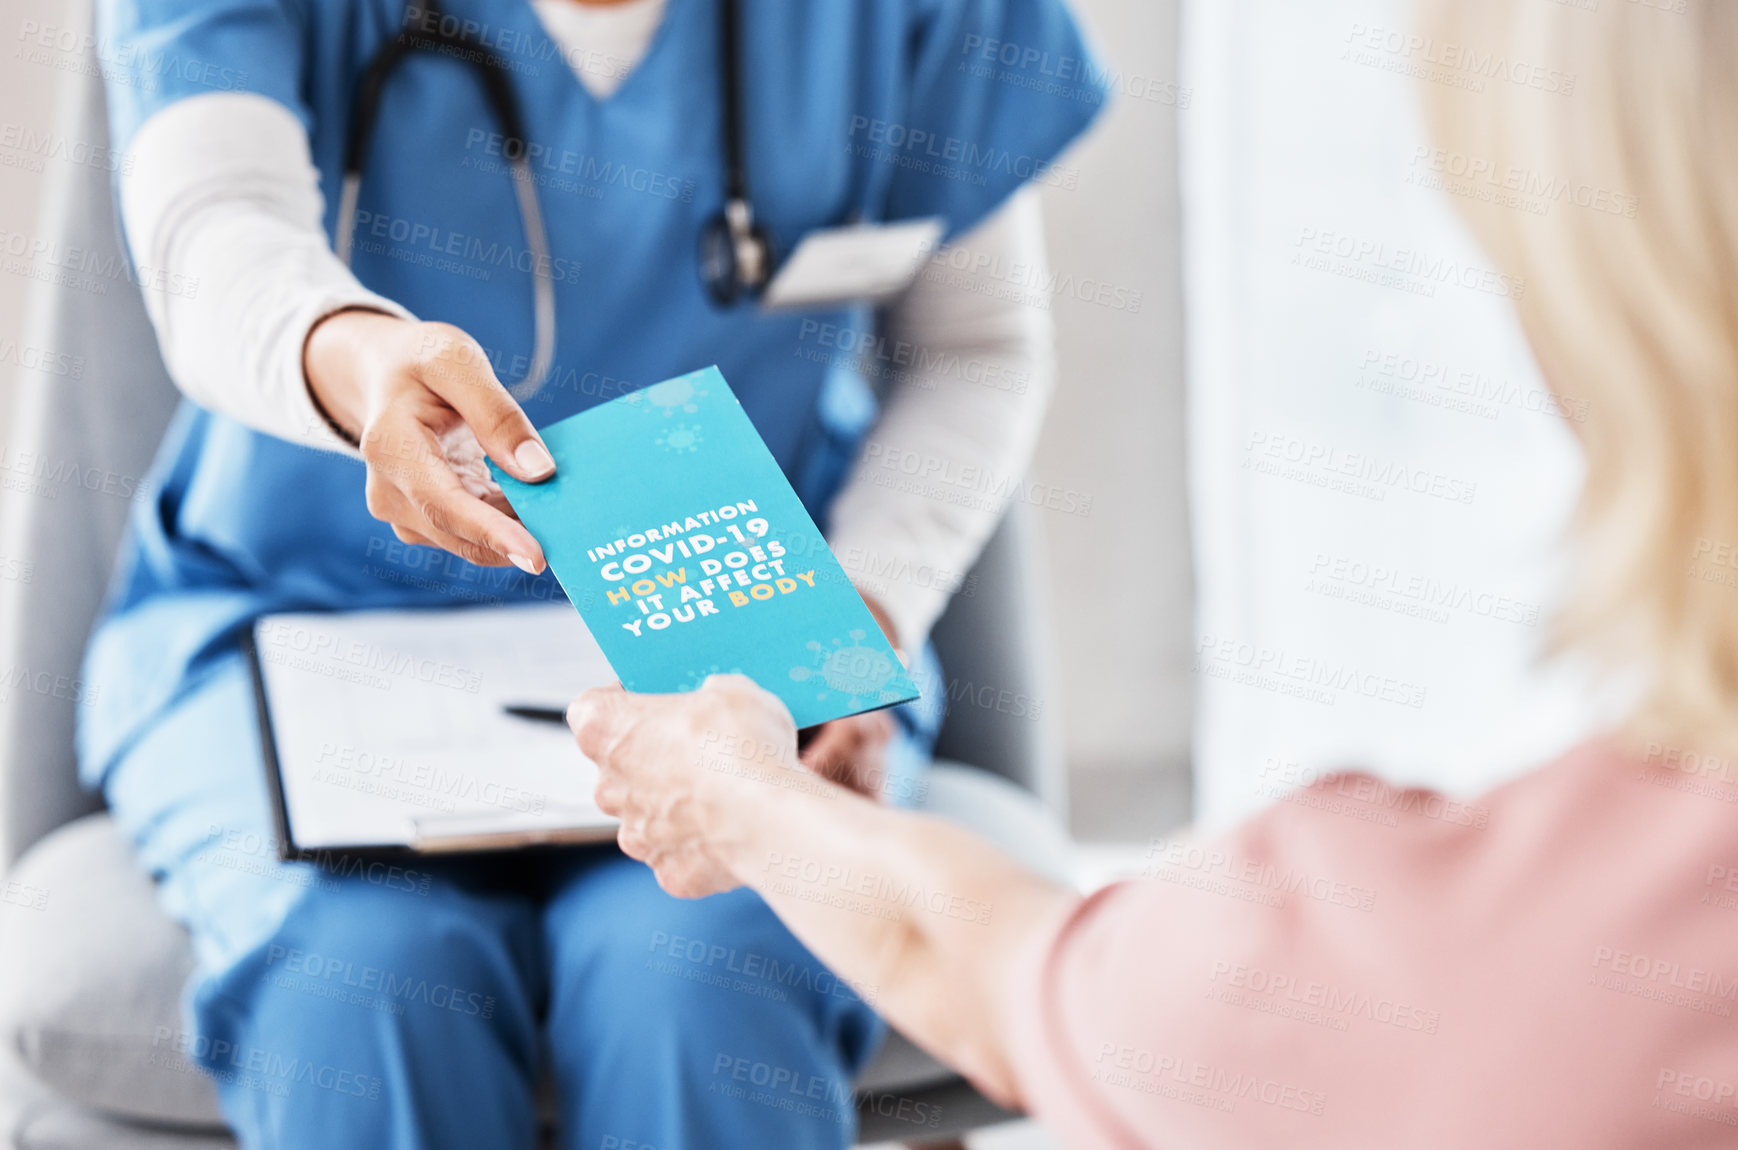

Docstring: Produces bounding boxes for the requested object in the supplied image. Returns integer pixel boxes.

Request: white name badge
[760,217,946,312]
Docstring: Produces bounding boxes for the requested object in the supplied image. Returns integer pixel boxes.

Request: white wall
[1034,0,1193,791]
[1181,0,1600,831]
[0,0,74,436]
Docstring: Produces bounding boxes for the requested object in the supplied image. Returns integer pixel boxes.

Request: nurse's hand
[800,593,900,799]
[569,676,803,899]
[800,711,895,799]
[304,310,555,573]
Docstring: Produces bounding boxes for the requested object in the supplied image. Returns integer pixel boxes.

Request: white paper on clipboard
[253,603,619,854]
[760,217,946,312]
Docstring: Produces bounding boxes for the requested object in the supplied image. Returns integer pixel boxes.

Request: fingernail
[508,552,539,574]
[515,439,555,480]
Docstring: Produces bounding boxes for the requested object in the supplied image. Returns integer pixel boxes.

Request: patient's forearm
[571,679,1077,1102]
[718,780,1077,1105]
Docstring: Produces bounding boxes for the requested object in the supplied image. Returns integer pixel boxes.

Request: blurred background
[0,0,1602,1145]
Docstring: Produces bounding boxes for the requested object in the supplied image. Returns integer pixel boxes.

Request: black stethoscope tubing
[702,0,774,306]
[337,0,771,401]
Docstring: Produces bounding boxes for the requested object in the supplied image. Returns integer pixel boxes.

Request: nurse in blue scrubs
[83,0,1104,1145]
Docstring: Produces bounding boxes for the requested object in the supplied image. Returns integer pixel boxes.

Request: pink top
[1007,740,1738,1148]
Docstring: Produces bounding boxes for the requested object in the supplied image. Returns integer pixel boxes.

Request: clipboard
[243,605,621,861]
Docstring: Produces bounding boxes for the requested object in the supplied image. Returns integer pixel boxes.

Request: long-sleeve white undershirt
[117,6,1055,648]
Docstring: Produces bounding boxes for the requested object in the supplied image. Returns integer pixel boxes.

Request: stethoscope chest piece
[700,197,775,307]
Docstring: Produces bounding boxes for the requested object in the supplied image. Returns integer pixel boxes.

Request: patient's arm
[577,681,1738,1147]
[568,676,1077,1107]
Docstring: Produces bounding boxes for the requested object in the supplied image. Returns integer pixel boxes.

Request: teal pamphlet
[491,367,921,728]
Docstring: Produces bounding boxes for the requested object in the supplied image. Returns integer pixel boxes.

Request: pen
[504,703,823,750]
[502,704,569,725]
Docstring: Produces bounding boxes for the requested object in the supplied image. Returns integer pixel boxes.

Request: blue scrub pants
[104,652,908,1150]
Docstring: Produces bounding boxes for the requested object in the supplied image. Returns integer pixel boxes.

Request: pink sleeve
[1002,745,1738,1149]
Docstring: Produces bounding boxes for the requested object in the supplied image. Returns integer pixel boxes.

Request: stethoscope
[335,0,773,401]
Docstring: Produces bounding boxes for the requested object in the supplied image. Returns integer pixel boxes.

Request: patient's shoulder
[1015,738,1738,1148]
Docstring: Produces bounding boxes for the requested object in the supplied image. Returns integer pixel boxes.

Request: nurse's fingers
[363,416,546,571]
[411,325,556,485]
[381,486,510,567]
[414,482,546,572]
[480,487,524,522]
[390,524,440,550]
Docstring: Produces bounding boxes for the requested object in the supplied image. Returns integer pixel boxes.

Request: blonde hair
[1418,0,1738,750]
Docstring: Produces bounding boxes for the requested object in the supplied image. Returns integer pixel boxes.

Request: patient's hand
[568,676,803,898]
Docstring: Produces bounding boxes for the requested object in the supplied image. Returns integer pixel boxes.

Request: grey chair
[0,25,1072,1149]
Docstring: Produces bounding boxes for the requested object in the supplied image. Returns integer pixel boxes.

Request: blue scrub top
[80,0,1107,783]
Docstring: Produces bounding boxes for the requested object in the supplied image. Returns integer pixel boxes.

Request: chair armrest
[928,503,1069,816]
